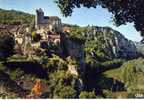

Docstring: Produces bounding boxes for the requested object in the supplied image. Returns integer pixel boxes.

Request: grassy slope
[103,67,128,98]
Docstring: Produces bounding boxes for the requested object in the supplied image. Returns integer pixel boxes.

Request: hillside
[65,25,138,61]
[0,8,34,25]
[0,9,144,99]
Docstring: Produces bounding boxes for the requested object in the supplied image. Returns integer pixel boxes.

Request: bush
[103,90,116,98]
[67,26,86,44]
[9,68,24,80]
[0,93,19,99]
[85,54,101,66]
[53,85,77,98]
[101,59,124,68]
[66,56,78,65]
[45,55,68,73]
[0,63,6,71]
[0,32,15,58]
[7,55,27,62]
[48,71,79,98]
[121,58,144,94]
[32,32,41,42]
[79,91,97,98]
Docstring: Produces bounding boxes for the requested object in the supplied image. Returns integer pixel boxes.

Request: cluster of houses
[0,9,64,55]
[0,8,84,60]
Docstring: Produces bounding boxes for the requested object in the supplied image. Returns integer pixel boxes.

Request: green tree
[121,58,144,94]
[32,31,41,42]
[55,0,144,36]
[0,32,15,58]
[53,85,77,98]
[0,8,34,25]
[79,91,96,99]
[45,54,68,73]
[48,71,79,98]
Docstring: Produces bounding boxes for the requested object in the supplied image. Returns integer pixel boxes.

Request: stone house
[35,8,62,33]
[35,8,62,46]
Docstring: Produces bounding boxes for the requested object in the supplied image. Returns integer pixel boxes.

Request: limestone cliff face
[67,39,85,61]
[85,26,138,58]
[135,42,144,56]
[60,32,85,74]
[61,33,85,61]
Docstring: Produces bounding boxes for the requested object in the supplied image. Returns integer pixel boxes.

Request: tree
[79,91,96,99]
[121,58,144,94]
[31,31,41,42]
[55,0,144,36]
[48,71,79,98]
[0,31,15,58]
[45,54,68,73]
[53,85,77,98]
[0,8,34,25]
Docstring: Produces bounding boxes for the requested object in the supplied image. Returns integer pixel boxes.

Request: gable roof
[48,16,60,20]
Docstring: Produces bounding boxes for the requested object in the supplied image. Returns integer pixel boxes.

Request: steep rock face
[61,32,85,62]
[67,39,85,61]
[135,42,144,56]
[85,26,138,59]
[60,32,85,75]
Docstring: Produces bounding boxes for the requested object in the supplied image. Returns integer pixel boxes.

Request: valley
[0,8,144,99]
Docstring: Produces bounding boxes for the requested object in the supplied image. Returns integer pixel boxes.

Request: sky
[0,0,142,42]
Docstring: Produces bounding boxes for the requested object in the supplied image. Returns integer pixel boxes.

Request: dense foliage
[0,31,15,58]
[0,7,144,98]
[42,54,68,73]
[121,58,144,94]
[48,71,79,98]
[0,9,34,25]
[66,25,86,44]
[55,0,144,36]
[79,91,97,98]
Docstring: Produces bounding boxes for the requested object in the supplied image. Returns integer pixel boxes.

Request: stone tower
[35,8,62,32]
[35,8,44,29]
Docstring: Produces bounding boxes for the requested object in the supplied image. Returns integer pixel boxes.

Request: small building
[35,8,62,33]
[47,31,60,45]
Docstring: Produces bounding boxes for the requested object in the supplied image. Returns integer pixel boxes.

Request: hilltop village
[0,8,85,63]
[0,8,144,99]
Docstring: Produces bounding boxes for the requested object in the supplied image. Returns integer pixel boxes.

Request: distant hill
[0,8,34,25]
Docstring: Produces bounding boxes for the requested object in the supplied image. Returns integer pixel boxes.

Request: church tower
[35,8,44,29]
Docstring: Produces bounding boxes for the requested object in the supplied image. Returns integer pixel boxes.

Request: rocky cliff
[84,26,138,59]
[135,42,144,56]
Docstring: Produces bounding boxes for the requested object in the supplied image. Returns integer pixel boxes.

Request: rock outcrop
[85,26,138,59]
[60,32,85,73]
[135,42,144,56]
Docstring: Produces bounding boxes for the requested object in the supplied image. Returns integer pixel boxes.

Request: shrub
[32,31,41,42]
[66,56,78,65]
[7,55,27,62]
[9,68,24,80]
[45,55,68,73]
[53,85,77,98]
[103,90,116,98]
[79,91,97,98]
[48,71,79,98]
[121,58,144,94]
[67,26,86,44]
[0,63,6,71]
[0,32,15,58]
[101,59,124,68]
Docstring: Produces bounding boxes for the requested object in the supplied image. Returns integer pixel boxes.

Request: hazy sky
[0,0,142,42]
